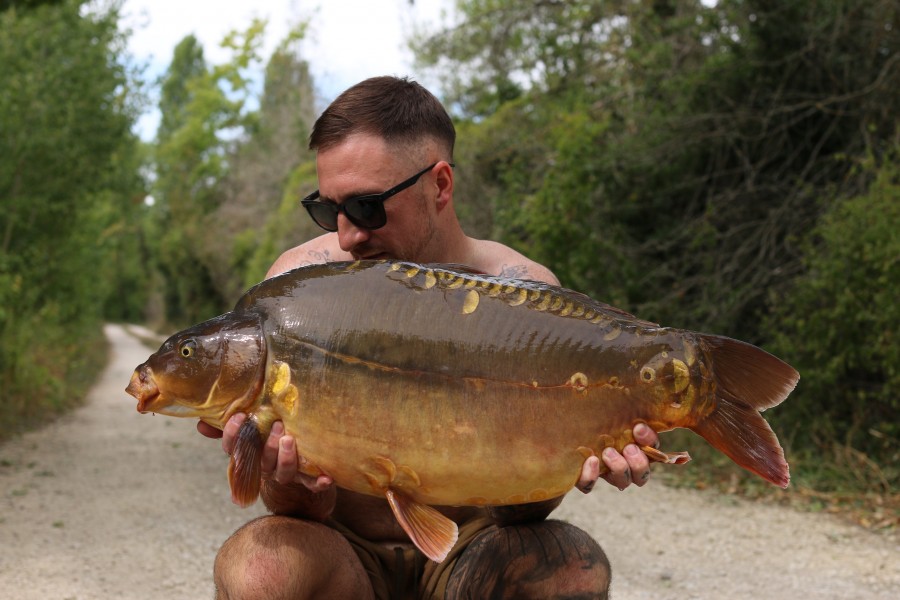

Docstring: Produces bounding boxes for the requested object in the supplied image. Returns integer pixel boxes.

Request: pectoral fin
[642,445,691,465]
[227,417,265,507]
[385,489,459,563]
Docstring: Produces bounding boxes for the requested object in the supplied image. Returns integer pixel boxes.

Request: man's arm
[214,414,337,518]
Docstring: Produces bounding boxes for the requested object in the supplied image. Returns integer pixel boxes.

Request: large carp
[126,260,798,562]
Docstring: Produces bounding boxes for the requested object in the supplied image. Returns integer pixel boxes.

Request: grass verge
[0,323,110,445]
[656,429,898,535]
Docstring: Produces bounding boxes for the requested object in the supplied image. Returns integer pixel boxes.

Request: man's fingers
[219,414,335,494]
[633,422,659,449]
[303,474,335,494]
[273,434,299,485]
[196,420,223,439]
[576,455,601,494]
[624,444,651,487]
[601,444,652,490]
[260,421,284,477]
[221,413,246,456]
[601,447,632,490]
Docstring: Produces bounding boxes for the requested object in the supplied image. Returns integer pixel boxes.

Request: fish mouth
[136,392,161,414]
[125,366,162,413]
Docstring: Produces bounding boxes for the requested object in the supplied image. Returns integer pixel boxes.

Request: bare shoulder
[471,240,560,286]
[265,234,352,279]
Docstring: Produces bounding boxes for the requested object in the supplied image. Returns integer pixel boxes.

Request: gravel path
[0,323,896,599]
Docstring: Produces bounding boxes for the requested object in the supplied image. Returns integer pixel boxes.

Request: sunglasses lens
[304,203,339,231]
[345,197,387,229]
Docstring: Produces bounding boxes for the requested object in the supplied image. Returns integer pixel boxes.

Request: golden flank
[126,260,799,562]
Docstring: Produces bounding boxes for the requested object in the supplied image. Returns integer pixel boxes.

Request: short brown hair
[309,76,455,157]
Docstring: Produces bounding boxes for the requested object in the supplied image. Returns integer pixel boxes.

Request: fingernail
[280,436,293,452]
[271,421,284,436]
[625,444,640,457]
[602,447,617,460]
[634,423,648,436]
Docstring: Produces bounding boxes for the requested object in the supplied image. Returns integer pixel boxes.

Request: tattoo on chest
[498,264,529,279]
[305,249,331,264]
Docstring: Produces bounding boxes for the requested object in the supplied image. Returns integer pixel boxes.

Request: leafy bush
[765,154,900,491]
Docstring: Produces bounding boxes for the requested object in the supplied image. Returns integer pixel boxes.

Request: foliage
[200,28,319,299]
[0,0,66,11]
[765,153,900,491]
[240,160,321,289]
[150,34,234,326]
[417,0,899,337]
[0,0,144,439]
[413,0,900,492]
[147,21,318,324]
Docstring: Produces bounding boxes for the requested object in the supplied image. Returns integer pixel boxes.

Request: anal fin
[642,445,691,465]
[227,417,265,507]
[385,489,459,563]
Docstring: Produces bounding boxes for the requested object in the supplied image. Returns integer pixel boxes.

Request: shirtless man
[201,76,659,599]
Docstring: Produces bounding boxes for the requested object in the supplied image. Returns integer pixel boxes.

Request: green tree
[414,0,898,335]
[199,25,320,300]
[149,22,268,325]
[149,35,223,325]
[0,0,144,435]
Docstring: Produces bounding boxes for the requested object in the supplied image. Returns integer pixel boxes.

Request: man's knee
[446,520,610,600]
[214,515,372,600]
[215,516,304,599]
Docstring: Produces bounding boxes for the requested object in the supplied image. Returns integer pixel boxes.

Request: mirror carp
[126,260,799,562]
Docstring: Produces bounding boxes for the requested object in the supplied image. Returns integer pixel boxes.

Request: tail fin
[691,335,799,488]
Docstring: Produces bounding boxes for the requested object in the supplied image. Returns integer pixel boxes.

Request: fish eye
[179,340,197,358]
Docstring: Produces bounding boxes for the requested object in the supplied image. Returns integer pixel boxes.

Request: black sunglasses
[301,162,453,232]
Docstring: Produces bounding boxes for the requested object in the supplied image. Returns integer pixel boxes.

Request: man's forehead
[316,136,427,194]
[318,132,435,164]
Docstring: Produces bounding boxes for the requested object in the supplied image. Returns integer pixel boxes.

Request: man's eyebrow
[318,187,382,203]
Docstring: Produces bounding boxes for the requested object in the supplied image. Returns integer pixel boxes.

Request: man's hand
[576,423,659,492]
[199,414,334,493]
[196,420,223,439]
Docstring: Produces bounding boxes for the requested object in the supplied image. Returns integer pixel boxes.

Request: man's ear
[434,160,454,213]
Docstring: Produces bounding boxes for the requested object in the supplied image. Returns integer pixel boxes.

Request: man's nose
[336,213,370,251]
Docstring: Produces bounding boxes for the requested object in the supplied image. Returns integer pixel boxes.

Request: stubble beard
[352,192,438,263]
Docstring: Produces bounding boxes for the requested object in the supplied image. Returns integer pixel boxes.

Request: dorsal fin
[385,489,459,563]
[421,262,488,276]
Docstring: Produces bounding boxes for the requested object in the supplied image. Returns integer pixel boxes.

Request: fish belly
[280,360,642,507]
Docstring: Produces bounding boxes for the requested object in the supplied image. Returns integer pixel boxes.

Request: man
[200,76,659,599]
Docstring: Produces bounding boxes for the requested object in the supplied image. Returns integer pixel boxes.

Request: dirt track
[0,324,897,599]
